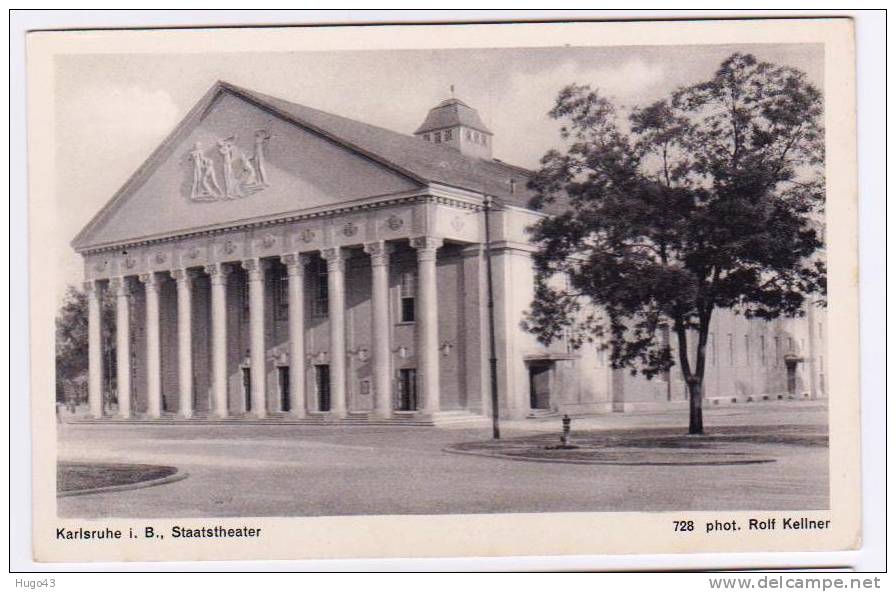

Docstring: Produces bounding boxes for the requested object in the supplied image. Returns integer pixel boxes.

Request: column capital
[204,262,232,285]
[320,247,344,273]
[82,279,100,295]
[138,271,161,288]
[280,253,310,275]
[363,241,394,267]
[110,276,130,296]
[411,236,444,261]
[241,258,266,281]
[170,268,196,284]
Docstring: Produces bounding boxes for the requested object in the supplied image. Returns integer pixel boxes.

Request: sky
[54,43,823,306]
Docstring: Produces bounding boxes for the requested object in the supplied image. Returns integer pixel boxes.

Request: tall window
[434,131,442,143]
[275,270,289,321]
[709,332,716,366]
[760,335,767,366]
[727,333,734,365]
[399,271,416,323]
[240,277,249,316]
[744,335,751,366]
[443,129,452,141]
[774,337,781,367]
[313,258,328,317]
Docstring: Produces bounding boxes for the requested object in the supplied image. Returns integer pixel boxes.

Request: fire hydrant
[561,414,571,447]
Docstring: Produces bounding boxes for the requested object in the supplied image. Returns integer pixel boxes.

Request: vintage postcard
[27,18,860,564]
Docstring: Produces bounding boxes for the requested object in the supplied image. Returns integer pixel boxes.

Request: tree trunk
[687,379,704,435]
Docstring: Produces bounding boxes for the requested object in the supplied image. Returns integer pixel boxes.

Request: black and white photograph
[20,15,867,567]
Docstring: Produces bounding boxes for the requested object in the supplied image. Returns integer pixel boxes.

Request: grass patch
[57,462,178,493]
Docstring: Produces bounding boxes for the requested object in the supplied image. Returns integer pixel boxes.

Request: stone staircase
[67,409,489,428]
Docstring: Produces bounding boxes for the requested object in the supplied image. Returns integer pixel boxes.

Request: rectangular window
[422,133,430,141]
[434,131,442,143]
[399,271,416,323]
[744,335,751,366]
[242,368,251,412]
[774,337,781,367]
[313,258,328,317]
[240,277,249,316]
[466,129,472,141]
[760,335,767,366]
[397,368,418,411]
[709,333,716,366]
[316,365,330,412]
[278,366,290,412]
[275,272,289,321]
[727,333,734,365]
[443,129,452,141]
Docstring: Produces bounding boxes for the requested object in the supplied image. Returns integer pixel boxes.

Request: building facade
[73,82,826,423]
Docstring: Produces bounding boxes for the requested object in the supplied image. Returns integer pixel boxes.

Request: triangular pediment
[73,84,423,250]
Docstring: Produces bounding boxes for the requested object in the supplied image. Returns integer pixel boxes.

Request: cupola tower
[414,97,493,159]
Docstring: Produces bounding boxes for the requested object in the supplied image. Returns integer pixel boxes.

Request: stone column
[242,258,267,417]
[171,269,194,418]
[364,241,393,418]
[411,236,443,414]
[321,248,347,418]
[85,280,103,418]
[281,253,307,417]
[111,277,131,418]
[205,263,230,418]
[140,272,162,418]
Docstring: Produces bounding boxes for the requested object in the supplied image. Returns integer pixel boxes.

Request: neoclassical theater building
[73,82,826,424]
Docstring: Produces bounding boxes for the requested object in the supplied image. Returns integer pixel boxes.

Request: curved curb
[58,470,189,498]
[443,446,776,467]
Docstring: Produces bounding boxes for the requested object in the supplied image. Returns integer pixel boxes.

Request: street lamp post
[483,196,501,439]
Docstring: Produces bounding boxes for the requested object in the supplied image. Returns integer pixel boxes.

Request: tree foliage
[524,53,826,433]
[55,285,115,399]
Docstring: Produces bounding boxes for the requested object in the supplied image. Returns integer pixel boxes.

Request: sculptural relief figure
[253,130,271,187]
[217,136,240,198]
[188,131,270,201]
[189,142,223,200]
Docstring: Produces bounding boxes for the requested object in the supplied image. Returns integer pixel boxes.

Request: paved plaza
[57,401,829,518]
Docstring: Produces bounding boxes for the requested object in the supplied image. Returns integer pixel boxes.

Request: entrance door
[278,366,290,413]
[529,364,552,410]
[397,368,417,411]
[786,361,797,395]
[316,365,331,412]
[241,368,251,413]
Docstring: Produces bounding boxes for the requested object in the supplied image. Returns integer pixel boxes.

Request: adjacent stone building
[73,82,826,423]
